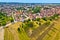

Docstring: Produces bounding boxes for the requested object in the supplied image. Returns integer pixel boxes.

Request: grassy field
[4,19,60,40]
[18,28,30,40]
[29,19,60,40]
[4,22,30,40]
[42,19,60,40]
[4,28,14,40]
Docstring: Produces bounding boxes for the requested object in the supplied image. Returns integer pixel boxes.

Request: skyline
[0,0,60,3]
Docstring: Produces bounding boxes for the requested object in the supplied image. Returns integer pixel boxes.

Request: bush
[9,17,14,22]
[42,17,48,21]
[50,14,59,20]
[27,22,34,27]
[36,18,40,21]
[1,21,6,26]
[45,20,51,26]
[18,28,20,32]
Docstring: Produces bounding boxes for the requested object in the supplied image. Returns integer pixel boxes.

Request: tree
[32,7,41,13]
[24,19,31,23]
[40,19,46,25]
[45,20,51,26]
[9,17,14,22]
[18,28,20,32]
[42,17,48,21]
[36,18,40,21]
[27,21,34,27]
[1,21,6,26]
[50,14,59,20]
[0,12,14,26]
[0,12,7,26]
[16,7,26,10]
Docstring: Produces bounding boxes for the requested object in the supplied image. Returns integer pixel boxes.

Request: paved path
[0,27,4,40]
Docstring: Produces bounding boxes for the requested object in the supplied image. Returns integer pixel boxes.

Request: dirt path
[0,27,4,40]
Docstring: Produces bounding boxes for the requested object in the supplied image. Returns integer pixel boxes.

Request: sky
[0,0,60,3]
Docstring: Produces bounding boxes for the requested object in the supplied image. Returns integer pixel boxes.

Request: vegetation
[42,17,48,21]
[27,6,41,13]
[17,13,60,35]
[19,14,59,30]
[0,12,7,26]
[42,19,60,40]
[32,6,41,13]
[18,29,30,40]
[35,18,40,21]
[4,28,14,40]
[16,7,26,10]
[18,25,30,40]
[3,10,60,40]
[49,14,59,20]
[9,16,14,22]
[0,12,14,26]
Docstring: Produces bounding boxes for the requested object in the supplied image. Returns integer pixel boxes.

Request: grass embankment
[4,28,14,40]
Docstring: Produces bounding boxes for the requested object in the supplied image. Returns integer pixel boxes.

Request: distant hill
[0,2,60,6]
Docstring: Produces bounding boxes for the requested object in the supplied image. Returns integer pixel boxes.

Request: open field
[18,28,30,40]
[4,22,30,40]
[42,19,60,40]
[4,19,60,40]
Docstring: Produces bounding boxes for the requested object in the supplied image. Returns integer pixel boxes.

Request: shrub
[18,28,20,32]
